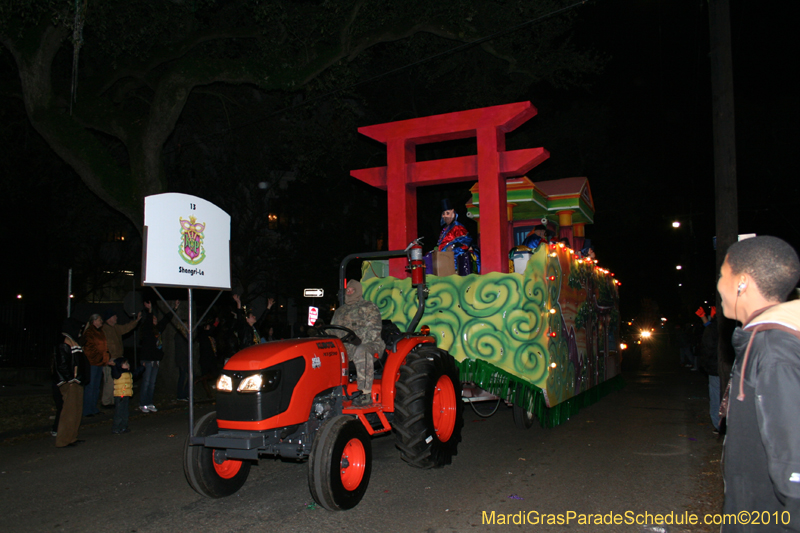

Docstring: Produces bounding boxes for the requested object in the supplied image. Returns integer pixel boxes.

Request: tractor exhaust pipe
[406,283,427,334]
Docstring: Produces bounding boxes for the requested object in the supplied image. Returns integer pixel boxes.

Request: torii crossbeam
[351,101,549,277]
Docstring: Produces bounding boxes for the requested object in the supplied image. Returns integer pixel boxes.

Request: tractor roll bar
[338,239,427,334]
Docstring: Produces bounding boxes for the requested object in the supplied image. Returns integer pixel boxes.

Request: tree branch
[94,25,263,97]
[341,0,367,53]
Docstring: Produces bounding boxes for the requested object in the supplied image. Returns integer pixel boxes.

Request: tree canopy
[1,0,603,229]
[0,0,609,310]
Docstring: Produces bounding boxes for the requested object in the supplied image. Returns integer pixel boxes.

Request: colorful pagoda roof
[467,176,595,225]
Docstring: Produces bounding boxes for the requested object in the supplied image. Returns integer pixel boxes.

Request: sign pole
[187,288,194,435]
[67,268,72,318]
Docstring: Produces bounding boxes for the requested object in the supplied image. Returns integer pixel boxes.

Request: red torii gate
[351,101,549,277]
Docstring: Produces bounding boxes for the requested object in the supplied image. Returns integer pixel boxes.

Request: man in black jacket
[717,236,800,532]
[54,318,88,447]
[695,305,720,432]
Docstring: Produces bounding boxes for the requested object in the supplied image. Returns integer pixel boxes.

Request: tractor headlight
[217,370,282,394]
[217,374,233,392]
[238,374,263,392]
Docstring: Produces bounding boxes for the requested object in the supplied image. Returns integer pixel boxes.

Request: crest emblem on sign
[179,216,206,265]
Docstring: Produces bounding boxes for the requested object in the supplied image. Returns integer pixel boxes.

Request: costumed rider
[509,223,551,272]
[332,280,385,407]
[437,198,477,274]
[580,238,596,261]
[521,224,552,250]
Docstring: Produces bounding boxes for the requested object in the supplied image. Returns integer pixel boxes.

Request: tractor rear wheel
[308,415,372,511]
[393,345,463,468]
[184,411,251,498]
[512,383,536,429]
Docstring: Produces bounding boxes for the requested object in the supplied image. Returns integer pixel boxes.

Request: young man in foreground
[717,236,800,532]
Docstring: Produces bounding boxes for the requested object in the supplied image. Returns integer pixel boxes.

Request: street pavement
[0,340,722,532]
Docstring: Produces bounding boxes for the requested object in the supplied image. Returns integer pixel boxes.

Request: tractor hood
[217,337,348,431]
[224,338,342,371]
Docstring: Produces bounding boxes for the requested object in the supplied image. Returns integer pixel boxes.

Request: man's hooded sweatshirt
[723,299,800,532]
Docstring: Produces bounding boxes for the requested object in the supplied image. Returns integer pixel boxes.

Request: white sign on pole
[142,193,231,289]
[308,306,319,326]
[304,288,324,298]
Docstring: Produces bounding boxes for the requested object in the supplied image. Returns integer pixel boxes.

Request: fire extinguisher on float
[406,239,425,287]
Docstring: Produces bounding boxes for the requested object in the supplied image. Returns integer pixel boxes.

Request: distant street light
[672,221,681,228]
[676,265,682,270]
[16,294,22,299]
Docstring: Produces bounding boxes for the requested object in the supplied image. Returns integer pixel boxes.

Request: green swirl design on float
[522,253,547,307]
[427,314,460,354]
[462,275,522,317]
[506,308,540,342]
[424,281,460,315]
[368,281,400,321]
[361,243,619,408]
[362,257,553,393]
[513,342,548,382]
[461,319,505,364]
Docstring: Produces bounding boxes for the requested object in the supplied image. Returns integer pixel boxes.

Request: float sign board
[142,193,231,289]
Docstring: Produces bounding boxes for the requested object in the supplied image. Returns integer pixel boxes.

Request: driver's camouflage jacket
[331,299,385,355]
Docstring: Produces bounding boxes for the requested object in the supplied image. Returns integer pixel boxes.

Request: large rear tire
[184,411,251,498]
[512,383,536,429]
[393,345,463,468]
[308,415,372,511]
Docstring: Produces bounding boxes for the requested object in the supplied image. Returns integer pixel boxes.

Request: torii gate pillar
[351,102,549,277]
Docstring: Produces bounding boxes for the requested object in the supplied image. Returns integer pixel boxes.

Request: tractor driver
[332,280,385,407]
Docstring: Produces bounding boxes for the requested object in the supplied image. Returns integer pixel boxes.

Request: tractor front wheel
[184,411,251,498]
[308,415,372,511]
[393,345,464,468]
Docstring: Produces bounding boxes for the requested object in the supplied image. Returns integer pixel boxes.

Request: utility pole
[709,0,738,267]
[708,0,738,398]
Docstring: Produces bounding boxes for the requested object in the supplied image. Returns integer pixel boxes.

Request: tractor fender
[380,335,436,412]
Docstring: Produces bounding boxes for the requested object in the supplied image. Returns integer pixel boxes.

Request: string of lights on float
[546,241,622,287]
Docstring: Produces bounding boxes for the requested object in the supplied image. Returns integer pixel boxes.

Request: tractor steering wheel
[313,325,361,346]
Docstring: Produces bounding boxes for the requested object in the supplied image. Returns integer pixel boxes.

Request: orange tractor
[183,240,463,510]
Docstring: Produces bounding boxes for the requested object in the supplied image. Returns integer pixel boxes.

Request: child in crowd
[110,357,140,434]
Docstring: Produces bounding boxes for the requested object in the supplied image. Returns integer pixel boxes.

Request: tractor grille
[216,356,305,422]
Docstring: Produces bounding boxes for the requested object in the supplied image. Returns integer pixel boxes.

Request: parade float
[350,102,623,428]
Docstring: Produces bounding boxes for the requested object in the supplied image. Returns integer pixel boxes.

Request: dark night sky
[407,0,798,320]
[558,0,798,320]
[2,0,797,324]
